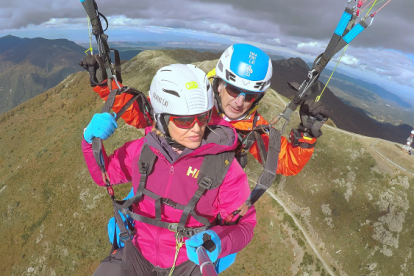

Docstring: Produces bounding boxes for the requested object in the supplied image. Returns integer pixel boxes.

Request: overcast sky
[1,0,413,94]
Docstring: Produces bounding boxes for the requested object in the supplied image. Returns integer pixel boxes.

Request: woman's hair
[151,121,165,138]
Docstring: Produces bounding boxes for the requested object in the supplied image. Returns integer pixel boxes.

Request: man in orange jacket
[82,44,329,176]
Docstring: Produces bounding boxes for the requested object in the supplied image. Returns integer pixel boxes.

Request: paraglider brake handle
[202,233,216,253]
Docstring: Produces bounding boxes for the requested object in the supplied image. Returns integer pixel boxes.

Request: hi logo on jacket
[186,159,230,179]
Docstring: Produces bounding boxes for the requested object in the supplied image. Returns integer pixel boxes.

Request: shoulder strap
[115,144,157,212]
[177,151,234,233]
[198,151,235,190]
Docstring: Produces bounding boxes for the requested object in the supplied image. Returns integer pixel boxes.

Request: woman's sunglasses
[169,111,211,129]
[224,83,262,103]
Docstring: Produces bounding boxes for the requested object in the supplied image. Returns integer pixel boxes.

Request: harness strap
[155,198,162,221]
[112,146,234,238]
[113,201,209,238]
[253,131,268,166]
[228,126,281,220]
[246,127,281,206]
[111,48,122,84]
[136,145,157,201]
[178,180,211,233]
[142,189,211,226]
[92,87,120,174]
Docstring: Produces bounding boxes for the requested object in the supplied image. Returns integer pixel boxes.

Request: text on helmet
[185,81,199,90]
[153,93,168,107]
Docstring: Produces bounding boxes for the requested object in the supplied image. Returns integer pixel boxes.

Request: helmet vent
[162,88,180,97]
[218,60,223,72]
[225,70,236,82]
[161,69,171,72]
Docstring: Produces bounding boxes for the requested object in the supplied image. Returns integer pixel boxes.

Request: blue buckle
[119,231,132,242]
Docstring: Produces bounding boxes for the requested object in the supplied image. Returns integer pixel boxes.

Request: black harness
[112,145,234,238]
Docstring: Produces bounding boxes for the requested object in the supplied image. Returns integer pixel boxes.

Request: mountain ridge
[0,35,86,114]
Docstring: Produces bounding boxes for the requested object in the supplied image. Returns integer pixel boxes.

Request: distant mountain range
[316,66,411,108]
[0,35,86,114]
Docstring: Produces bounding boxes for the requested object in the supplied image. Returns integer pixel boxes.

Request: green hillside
[1,49,413,276]
[0,35,86,114]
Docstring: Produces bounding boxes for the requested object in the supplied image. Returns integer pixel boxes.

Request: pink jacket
[82,116,257,268]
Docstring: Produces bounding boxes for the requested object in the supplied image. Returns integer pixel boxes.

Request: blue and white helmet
[215,44,272,93]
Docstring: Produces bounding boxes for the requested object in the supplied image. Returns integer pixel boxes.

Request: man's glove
[185,230,222,265]
[84,113,118,143]
[79,54,107,87]
[298,99,330,138]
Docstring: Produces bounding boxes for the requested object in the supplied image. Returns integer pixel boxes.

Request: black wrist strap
[290,129,316,149]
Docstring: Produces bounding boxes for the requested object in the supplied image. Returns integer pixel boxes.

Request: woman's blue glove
[185,230,221,265]
[84,113,118,143]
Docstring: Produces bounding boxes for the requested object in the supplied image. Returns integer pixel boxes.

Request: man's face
[218,82,257,120]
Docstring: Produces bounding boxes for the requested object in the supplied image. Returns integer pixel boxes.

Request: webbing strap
[178,182,209,233]
[112,145,234,238]
[136,145,157,200]
[111,48,122,84]
[111,208,134,253]
[113,201,209,238]
[92,87,120,173]
[334,7,354,36]
[246,127,281,206]
[155,198,162,221]
[142,190,211,226]
[114,93,140,121]
[253,131,268,166]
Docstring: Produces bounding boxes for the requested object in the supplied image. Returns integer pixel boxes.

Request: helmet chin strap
[166,137,186,150]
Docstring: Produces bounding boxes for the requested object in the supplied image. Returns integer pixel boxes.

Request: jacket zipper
[156,159,175,266]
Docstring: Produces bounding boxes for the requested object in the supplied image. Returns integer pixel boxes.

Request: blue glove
[185,230,221,265]
[84,113,118,143]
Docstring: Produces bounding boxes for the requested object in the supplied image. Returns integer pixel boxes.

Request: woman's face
[168,120,207,149]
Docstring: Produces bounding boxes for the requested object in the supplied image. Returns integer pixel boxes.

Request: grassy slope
[0,50,413,276]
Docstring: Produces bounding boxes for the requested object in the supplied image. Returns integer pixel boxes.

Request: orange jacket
[93,81,316,176]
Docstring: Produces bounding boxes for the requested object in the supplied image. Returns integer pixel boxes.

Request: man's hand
[79,54,106,87]
[298,99,330,138]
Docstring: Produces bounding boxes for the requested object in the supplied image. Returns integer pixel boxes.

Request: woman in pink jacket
[82,64,256,275]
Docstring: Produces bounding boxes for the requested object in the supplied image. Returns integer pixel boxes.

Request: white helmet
[411,130,414,135]
[150,64,213,135]
[215,44,272,93]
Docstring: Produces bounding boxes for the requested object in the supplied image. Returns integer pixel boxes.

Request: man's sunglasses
[169,111,211,129]
[224,83,262,103]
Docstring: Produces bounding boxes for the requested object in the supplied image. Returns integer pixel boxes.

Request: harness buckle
[119,231,132,242]
[139,162,148,174]
[168,223,178,233]
[163,198,177,209]
[199,177,213,190]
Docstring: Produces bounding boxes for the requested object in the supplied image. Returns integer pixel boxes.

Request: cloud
[296,41,325,55]
[340,55,360,67]
[1,0,411,53]
[345,48,414,87]
[0,0,412,90]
